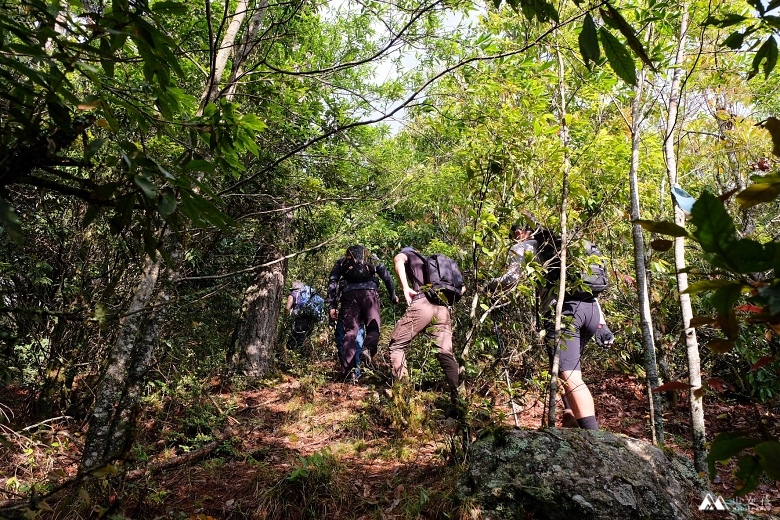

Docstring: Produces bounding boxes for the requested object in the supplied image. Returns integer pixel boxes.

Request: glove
[594,324,614,347]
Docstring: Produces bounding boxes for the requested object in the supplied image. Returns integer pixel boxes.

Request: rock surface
[459,428,710,520]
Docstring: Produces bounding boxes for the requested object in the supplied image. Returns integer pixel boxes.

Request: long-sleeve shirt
[489,239,539,292]
[326,254,397,309]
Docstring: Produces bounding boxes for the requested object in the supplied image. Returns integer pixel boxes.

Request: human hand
[392,294,399,304]
[594,324,614,347]
[404,287,417,305]
[329,308,338,320]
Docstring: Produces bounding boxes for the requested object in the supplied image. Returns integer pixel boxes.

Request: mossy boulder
[459,428,709,520]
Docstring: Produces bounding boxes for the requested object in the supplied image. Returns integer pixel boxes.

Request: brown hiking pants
[388,295,460,391]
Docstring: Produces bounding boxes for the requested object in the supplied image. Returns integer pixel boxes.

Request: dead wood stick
[125,430,233,480]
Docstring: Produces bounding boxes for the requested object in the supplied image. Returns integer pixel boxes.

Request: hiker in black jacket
[327,245,397,381]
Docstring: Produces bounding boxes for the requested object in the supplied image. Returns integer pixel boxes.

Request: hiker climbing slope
[286,280,325,352]
[332,279,365,372]
[327,245,397,381]
[490,220,614,429]
[388,246,465,416]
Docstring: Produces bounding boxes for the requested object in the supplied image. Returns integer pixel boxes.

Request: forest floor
[0,353,779,519]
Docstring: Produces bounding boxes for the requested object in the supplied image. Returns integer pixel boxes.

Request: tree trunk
[663,6,707,472]
[80,256,164,471]
[628,65,664,445]
[200,0,250,110]
[80,0,259,471]
[225,0,269,102]
[229,240,287,377]
[547,41,571,428]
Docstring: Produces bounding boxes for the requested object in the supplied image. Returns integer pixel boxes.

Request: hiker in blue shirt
[286,280,321,352]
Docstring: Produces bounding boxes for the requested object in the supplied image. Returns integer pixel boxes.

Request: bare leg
[560,369,595,418]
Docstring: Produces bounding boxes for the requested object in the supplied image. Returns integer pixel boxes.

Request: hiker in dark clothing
[332,280,365,369]
[327,245,397,380]
[490,222,613,430]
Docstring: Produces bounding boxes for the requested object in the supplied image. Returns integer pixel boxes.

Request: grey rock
[459,428,710,520]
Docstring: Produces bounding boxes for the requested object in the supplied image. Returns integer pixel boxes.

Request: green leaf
[632,219,688,237]
[690,191,736,263]
[706,338,734,353]
[749,169,780,184]
[736,181,780,209]
[735,238,777,273]
[748,37,778,80]
[758,116,780,157]
[650,239,673,251]
[747,0,765,16]
[706,432,760,479]
[765,14,780,30]
[762,36,778,78]
[599,27,637,86]
[99,37,115,77]
[735,455,763,495]
[578,14,600,68]
[99,100,120,132]
[683,279,740,295]
[143,229,158,260]
[179,191,235,230]
[151,1,188,14]
[757,281,780,316]
[47,97,72,128]
[689,316,717,327]
[241,114,267,133]
[82,205,99,227]
[0,196,25,245]
[183,159,216,174]
[705,13,749,28]
[134,175,158,200]
[716,309,739,340]
[517,0,558,22]
[754,440,780,480]
[723,31,746,50]
[84,139,106,162]
[601,4,655,71]
[157,190,177,218]
[711,283,747,317]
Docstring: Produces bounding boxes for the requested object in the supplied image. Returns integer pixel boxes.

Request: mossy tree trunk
[229,239,288,377]
[628,63,665,445]
[80,256,169,471]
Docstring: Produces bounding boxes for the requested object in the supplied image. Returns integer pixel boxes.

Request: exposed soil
[0,357,778,519]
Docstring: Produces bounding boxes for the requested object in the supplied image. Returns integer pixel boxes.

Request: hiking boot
[445,390,465,419]
[561,409,579,428]
[445,403,462,419]
[359,350,372,367]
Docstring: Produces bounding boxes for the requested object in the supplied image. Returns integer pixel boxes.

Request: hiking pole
[493,318,521,428]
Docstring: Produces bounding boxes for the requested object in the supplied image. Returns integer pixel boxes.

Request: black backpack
[412,251,464,306]
[532,229,608,298]
[532,227,563,281]
[342,245,376,283]
[575,240,609,297]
